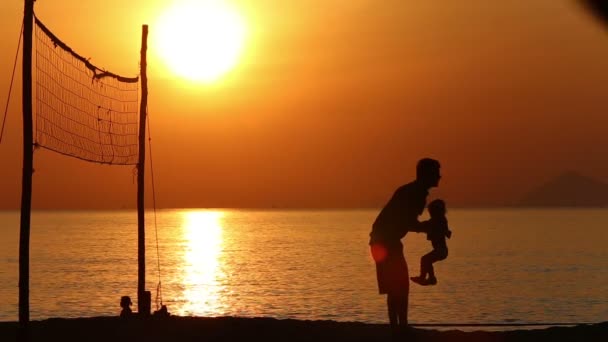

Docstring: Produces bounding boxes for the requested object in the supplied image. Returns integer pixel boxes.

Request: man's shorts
[371,243,409,295]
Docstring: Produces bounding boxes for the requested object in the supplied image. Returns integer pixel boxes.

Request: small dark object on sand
[153,305,170,318]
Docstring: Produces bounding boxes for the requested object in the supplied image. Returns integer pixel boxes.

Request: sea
[0,208,607,329]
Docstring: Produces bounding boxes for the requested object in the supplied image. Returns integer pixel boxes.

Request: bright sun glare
[156,0,246,83]
[180,210,224,315]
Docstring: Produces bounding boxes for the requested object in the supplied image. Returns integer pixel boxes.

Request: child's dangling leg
[420,251,434,284]
[411,251,433,285]
[426,247,448,285]
[426,262,436,285]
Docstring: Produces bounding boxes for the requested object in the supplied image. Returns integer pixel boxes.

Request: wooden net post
[137,24,150,316]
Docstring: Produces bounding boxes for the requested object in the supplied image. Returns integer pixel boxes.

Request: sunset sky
[1,0,608,209]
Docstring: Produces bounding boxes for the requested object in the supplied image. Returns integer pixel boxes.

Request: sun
[155,0,247,83]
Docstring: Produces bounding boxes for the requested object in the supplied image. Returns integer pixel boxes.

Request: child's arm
[442,218,452,238]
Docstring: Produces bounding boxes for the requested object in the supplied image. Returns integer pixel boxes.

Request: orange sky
[1,0,608,209]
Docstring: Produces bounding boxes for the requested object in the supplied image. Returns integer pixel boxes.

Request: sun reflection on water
[178,210,225,316]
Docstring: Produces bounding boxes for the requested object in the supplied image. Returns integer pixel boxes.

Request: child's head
[428,199,446,218]
[120,296,132,309]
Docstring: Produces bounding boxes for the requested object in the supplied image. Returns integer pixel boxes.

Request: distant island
[516,171,608,207]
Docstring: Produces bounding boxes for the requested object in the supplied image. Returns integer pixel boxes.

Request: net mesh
[34,17,140,165]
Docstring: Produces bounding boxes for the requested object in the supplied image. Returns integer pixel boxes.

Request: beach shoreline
[0,316,606,341]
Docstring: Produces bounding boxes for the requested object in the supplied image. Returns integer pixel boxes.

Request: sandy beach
[0,316,606,341]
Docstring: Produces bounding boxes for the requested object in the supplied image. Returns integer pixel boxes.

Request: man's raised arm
[407,219,431,233]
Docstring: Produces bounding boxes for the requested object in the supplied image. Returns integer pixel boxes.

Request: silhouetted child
[120,296,133,318]
[411,199,452,286]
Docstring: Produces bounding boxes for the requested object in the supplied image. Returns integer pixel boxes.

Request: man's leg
[387,293,408,339]
[387,294,398,327]
[397,262,410,326]
[387,294,401,340]
[397,294,408,326]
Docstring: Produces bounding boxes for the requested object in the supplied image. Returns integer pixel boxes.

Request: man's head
[416,158,441,189]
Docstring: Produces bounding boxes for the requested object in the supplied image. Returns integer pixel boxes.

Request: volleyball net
[33,17,140,165]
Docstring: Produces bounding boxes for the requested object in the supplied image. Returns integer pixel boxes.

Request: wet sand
[0,316,606,341]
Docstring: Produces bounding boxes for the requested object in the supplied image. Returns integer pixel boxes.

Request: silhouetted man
[369,158,441,335]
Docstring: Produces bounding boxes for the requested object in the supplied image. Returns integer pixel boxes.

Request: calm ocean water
[0,209,607,327]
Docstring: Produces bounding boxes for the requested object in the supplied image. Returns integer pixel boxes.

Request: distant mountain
[518,171,608,207]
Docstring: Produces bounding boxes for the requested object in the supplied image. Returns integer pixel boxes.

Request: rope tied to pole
[147,105,163,310]
[1,20,24,145]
